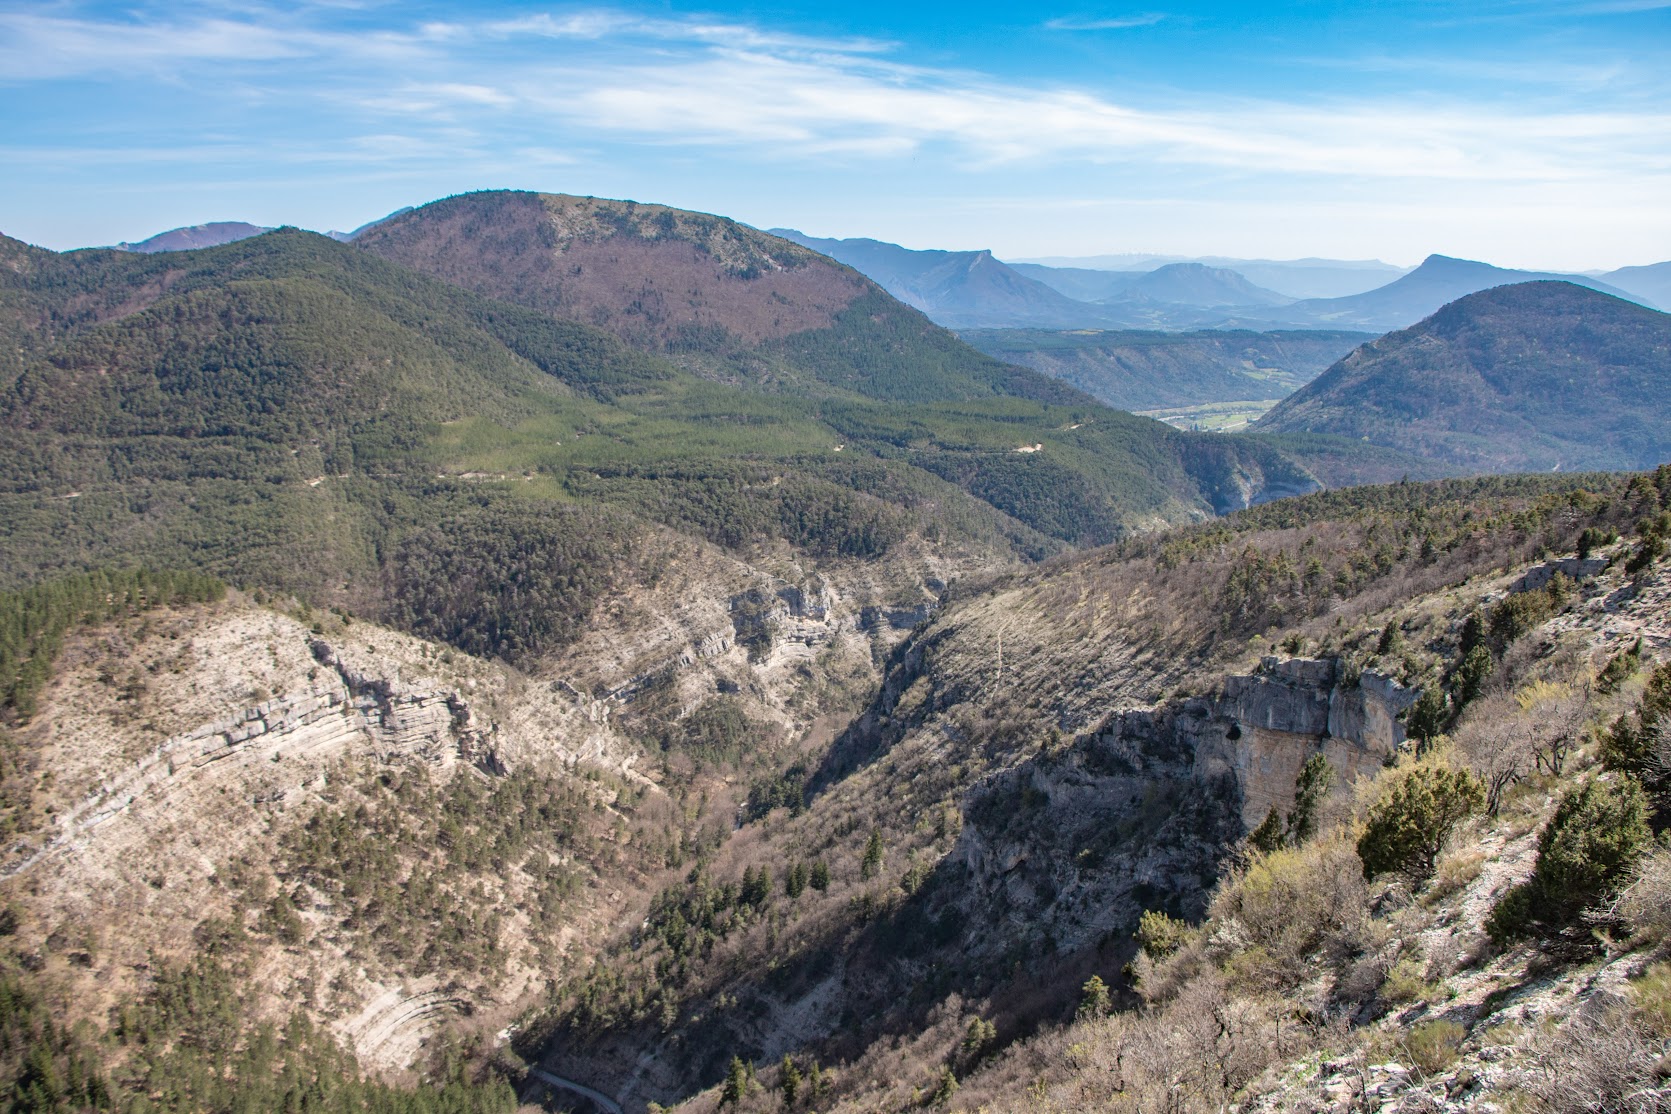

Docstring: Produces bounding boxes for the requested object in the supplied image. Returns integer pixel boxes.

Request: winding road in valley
[527,1066,624,1114]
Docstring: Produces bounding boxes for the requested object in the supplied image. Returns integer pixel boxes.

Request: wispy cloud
[1043,14,1166,31]
[0,10,428,79]
[2,4,1666,199]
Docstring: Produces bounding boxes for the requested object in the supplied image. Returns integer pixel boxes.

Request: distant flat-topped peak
[116,221,270,253]
[353,190,867,348]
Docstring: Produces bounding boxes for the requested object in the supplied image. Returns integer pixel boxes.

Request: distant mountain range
[1235,254,1647,332]
[1256,281,1671,473]
[766,233,1664,334]
[1603,261,1671,310]
[1121,262,1292,307]
[772,231,1300,329]
[1006,261,1288,307]
[112,210,413,252]
[767,231,1102,329]
[1013,255,1411,299]
[110,217,1668,340]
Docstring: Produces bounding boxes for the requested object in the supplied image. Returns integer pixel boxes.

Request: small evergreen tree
[860,830,884,880]
[1135,910,1191,960]
[721,1056,748,1106]
[1357,766,1484,881]
[779,1055,801,1107]
[1488,776,1653,942]
[1451,645,1495,711]
[960,1016,997,1059]
[1596,638,1642,695]
[1248,807,1285,853]
[929,1065,958,1105]
[1286,754,1334,844]
[1603,661,1670,776]
[809,860,830,891]
[1077,974,1110,1018]
[1405,689,1449,750]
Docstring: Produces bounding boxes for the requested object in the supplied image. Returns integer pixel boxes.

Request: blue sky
[2,1,1668,268]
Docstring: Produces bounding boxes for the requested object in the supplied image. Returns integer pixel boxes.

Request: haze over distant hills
[1239,254,1651,331]
[1120,262,1292,307]
[774,230,1298,329]
[768,233,1662,336]
[1257,280,1671,473]
[1603,261,1671,310]
[768,230,1107,329]
[1014,254,1411,299]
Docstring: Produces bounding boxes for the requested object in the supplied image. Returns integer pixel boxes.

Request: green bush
[1357,766,1484,881]
[1287,753,1335,844]
[1077,974,1111,1018]
[1247,807,1285,854]
[1450,644,1495,711]
[1135,909,1193,960]
[1488,588,1556,649]
[1602,661,1670,777]
[1488,776,1653,942]
[1211,834,1368,989]
[1405,689,1450,750]
[1596,639,1642,695]
[1602,661,1671,827]
[1401,1019,1466,1075]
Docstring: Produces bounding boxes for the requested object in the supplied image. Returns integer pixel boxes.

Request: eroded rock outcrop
[951,657,1417,960]
[9,641,508,879]
[1212,656,1418,824]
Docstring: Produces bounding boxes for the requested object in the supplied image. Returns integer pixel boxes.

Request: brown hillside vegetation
[354,191,869,349]
[517,468,1671,1110]
[596,472,1671,1114]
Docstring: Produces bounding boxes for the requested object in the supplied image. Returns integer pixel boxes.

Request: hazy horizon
[3,1,1668,270]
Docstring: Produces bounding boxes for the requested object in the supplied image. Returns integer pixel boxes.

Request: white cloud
[1,2,1666,262]
[1043,14,1166,31]
[0,10,428,79]
[499,47,1670,189]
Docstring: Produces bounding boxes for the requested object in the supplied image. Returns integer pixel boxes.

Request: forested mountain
[5,190,1671,1114]
[1257,281,1671,472]
[351,193,1097,403]
[958,328,1370,410]
[0,221,1322,605]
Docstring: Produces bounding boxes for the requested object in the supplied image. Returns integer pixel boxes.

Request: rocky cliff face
[0,602,629,1068]
[948,657,1417,969]
[0,531,956,1076]
[1213,656,1418,824]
